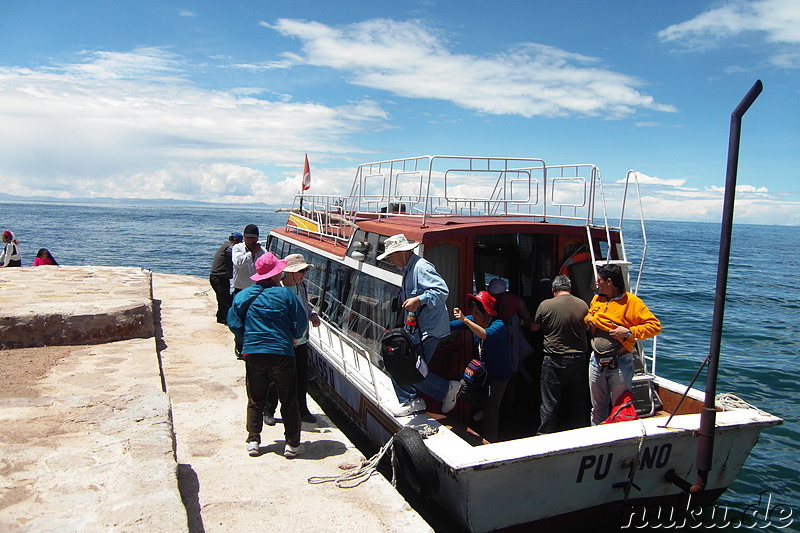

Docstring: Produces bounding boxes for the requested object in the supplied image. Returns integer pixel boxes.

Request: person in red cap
[227,252,309,458]
[449,291,512,442]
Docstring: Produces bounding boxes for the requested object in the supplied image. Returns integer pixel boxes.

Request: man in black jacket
[209,232,242,323]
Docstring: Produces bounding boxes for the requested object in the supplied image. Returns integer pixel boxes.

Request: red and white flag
[302,154,311,191]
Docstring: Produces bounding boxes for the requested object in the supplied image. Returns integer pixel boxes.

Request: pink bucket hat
[250,252,288,282]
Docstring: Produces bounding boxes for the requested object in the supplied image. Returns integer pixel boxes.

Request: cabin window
[341,271,400,353]
[267,236,403,360]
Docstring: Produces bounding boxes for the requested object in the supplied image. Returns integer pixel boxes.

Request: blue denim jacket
[400,254,450,340]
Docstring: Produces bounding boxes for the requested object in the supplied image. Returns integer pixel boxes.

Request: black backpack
[380,327,426,385]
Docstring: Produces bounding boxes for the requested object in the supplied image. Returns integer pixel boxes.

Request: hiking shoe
[264,413,276,426]
[442,380,463,414]
[391,397,427,417]
[284,443,305,458]
[300,413,317,424]
[247,441,260,457]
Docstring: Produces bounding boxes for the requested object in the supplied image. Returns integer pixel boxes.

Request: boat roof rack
[281,155,619,239]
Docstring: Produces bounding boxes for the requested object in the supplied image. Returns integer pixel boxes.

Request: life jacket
[601,390,639,424]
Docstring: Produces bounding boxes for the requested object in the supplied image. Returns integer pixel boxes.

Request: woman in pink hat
[227,252,309,458]
[448,290,512,442]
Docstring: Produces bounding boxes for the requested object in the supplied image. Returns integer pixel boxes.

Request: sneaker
[442,380,463,414]
[300,413,317,424]
[284,443,305,458]
[247,441,260,457]
[264,413,276,426]
[391,397,427,417]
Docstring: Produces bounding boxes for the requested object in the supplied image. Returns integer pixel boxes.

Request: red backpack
[601,390,639,424]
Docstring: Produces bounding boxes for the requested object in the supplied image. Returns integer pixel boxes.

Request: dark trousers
[265,343,311,416]
[245,353,301,447]
[538,353,590,434]
[209,275,232,323]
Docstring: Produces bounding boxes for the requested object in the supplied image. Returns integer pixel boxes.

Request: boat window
[341,271,401,353]
[267,236,403,362]
[348,230,413,274]
[268,237,291,259]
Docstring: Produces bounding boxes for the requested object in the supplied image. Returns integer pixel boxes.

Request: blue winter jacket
[227,282,308,356]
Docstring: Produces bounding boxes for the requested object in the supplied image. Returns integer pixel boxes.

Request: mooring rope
[715,392,770,416]
[622,418,648,502]
[307,436,396,489]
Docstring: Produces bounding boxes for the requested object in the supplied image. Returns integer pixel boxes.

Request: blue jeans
[393,336,449,403]
[589,352,634,425]
[538,353,589,434]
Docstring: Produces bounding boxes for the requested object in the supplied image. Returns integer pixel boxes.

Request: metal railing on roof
[285,156,606,237]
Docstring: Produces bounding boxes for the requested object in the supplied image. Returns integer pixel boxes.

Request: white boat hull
[306,323,780,532]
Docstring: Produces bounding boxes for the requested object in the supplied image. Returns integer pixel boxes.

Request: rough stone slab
[0,266,154,349]
[0,267,431,533]
[0,336,187,532]
[154,273,432,533]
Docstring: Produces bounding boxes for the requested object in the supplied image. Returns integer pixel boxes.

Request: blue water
[3,201,798,528]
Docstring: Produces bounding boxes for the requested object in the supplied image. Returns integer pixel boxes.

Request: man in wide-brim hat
[378,234,453,417]
[227,252,309,458]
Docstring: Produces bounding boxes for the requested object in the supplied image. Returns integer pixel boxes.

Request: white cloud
[616,172,688,188]
[601,174,795,225]
[708,184,770,193]
[657,0,800,67]
[269,18,676,119]
[0,48,388,202]
[63,47,185,80]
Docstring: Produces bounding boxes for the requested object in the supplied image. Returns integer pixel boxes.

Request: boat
[263,85,781,532]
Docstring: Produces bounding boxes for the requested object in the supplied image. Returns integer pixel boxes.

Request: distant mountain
[0,192,287,209]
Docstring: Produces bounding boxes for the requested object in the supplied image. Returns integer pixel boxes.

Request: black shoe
[264,413,276,426]
[300,413,317,423]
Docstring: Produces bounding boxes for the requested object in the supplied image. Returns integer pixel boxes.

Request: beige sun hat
[377,234,418,261]
[283,253,313,272]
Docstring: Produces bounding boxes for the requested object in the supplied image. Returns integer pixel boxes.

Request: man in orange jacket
[585,264,661,425]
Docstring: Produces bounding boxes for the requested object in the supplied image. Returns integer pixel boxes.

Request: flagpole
[300,153,307,212]
[300,153,311,212]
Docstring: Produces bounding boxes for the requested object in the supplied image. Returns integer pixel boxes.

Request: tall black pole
[691,80,763,493]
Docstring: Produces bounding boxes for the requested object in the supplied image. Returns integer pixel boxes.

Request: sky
[1,0,799,225]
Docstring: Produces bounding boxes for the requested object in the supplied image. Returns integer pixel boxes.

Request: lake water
[2,201,798,530]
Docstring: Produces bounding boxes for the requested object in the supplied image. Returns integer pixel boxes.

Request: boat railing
[283,156,607,239]
[619,170,649,296]
[282,194,353,243]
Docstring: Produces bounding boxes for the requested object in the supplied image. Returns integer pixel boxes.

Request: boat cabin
[267,155,659,440]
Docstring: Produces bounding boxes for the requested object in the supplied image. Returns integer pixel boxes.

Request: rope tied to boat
[307,435,397,489]
[621,418,648,501]
[307,424,438,489]
[715,392,770,415]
